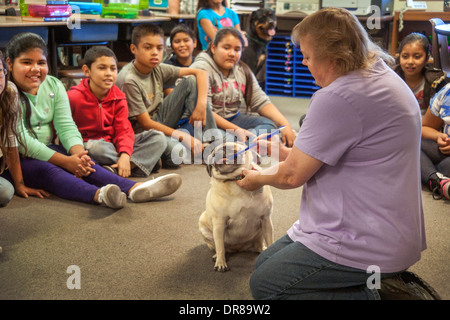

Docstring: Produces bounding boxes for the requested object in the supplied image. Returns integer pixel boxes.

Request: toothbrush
[229,126,286,159]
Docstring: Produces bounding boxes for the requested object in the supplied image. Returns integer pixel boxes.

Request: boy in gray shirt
[116,24,219,165]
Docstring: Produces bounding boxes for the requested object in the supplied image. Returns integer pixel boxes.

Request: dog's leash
[228,126,286,160]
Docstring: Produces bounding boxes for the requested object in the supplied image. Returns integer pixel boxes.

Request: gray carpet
[0,97,448,300]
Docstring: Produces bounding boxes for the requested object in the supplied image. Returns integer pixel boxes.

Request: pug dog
[199,142,274,272]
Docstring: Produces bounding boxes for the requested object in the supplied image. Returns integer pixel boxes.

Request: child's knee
[85,140,113,158]
[0,184,14,207]
[179,75,197,91]
[154,131,168,148]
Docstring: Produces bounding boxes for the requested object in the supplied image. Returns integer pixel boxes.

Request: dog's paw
[214,261,229,272]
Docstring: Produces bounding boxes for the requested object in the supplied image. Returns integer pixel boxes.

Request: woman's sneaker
[129,173,182,202]
[429,172,450,200]
[98,184,127,209]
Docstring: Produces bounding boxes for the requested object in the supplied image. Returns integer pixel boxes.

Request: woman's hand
[236,169,261,191]
[253,134,291,161]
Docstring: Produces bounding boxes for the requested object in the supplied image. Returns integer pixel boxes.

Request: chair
[430,18,450,81]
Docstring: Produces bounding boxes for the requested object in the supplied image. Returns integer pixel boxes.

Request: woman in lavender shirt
[237,8,426,300]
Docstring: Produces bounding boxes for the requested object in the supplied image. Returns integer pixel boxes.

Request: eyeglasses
[0,68,7,79]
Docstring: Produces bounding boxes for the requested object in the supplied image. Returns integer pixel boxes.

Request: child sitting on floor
[164,24,197,96]
[0,50,48,206]
[68,46,166,178]
[5,32,181,210]
[191,27,296,147]
[393,32,447,116]
[116,23,222,164]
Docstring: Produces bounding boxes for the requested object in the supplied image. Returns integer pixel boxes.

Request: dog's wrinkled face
[206,142,253,180]
[251,8,277,42]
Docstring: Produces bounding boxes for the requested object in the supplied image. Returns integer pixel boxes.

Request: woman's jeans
[250,235,396,300]
[0,145,135,204]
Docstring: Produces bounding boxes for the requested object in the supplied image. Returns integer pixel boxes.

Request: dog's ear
[206,163,212,177]
[206,149,215,177]
[250,10,259,33]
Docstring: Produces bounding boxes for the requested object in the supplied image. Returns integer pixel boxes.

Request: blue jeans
[84,130,166,177]
[179,112,277,144]
[0,176,14,207]
[250,235,396,300]
[228,112,277,137]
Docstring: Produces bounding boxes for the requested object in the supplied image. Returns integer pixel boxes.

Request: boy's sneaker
[129,173,182,202]
[429,172,450,200]
[98,184,127,209]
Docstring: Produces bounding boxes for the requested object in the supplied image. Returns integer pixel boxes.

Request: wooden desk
[154,13,195,22]
[390,11,450,56]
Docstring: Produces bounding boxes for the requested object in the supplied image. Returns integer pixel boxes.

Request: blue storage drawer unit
[69,23,118,42]
[0,27,48,48]
[265,35,319,98]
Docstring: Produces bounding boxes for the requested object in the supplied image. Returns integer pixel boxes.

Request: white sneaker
[98,184,127,209]
[129,173,182,202]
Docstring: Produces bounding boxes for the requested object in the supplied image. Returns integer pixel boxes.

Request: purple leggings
[1,144,136,204]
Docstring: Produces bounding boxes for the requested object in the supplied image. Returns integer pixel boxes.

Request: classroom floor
[0,96,448,301]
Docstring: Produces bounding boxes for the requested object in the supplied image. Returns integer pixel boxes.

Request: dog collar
[247,32,270,48]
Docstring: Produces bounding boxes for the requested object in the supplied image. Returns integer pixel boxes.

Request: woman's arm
[236,146,323,191]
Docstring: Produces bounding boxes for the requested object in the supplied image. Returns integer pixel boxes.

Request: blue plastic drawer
[267,76,293,86]
[0,27,48,48]
[265,88,293,96]
[69,2,103,14]
[266,65,293,73]
[68,23,118,42]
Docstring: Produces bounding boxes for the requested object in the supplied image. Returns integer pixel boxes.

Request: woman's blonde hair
[291,7,394,76]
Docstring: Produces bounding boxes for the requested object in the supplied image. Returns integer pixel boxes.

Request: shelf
[265,35,318,98]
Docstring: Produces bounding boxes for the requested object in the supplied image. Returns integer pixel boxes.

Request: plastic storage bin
[101,3,139,19]
[28,4,72,18]
[68,2,102,14]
